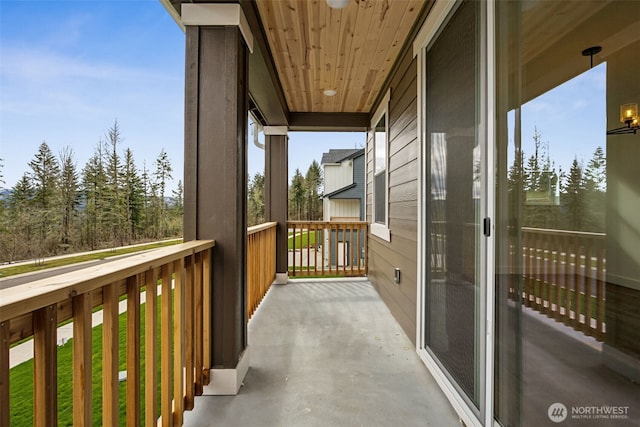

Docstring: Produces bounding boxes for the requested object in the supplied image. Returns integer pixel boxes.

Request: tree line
[247,159,323,226]
[508,127,606,232]
[0,120,183,263]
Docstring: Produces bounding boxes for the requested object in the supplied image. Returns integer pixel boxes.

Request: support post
[265,126,289,284]
[183,3,252,391]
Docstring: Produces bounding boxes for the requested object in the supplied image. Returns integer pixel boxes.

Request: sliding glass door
[423,0,484,414]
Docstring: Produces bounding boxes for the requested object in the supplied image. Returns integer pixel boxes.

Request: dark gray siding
[367,45,419,344]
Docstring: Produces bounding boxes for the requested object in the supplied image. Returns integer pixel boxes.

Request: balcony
[0,222,458,426]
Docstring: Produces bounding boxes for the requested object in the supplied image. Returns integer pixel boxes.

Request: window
[371,90,390,241]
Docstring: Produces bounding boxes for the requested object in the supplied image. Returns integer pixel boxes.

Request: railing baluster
[584,242,593,335]
[102,283,119,427]
[195,252,204,396]
[552,236,562,320]
[596,246,606,341]
[73,293,92,427]
[571,239,579,328]
[33,304,57,427]
[0,321,9,427]
[184,256,195,411]
[542,234,550,316]
[173,258,184,426]
[161,263,174,427]
[203,248,212,385]
[145,269,158,427]
[292,224,297,277]
[560,236,571,326]
[127,275,141,425]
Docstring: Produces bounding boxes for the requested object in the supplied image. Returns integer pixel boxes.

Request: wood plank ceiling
[255,0,425,114]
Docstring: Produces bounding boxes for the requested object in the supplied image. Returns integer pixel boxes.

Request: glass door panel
[425,0,481,407]
[495,1,640,425]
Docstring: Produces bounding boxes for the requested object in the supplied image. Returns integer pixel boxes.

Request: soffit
[254,0,425,114]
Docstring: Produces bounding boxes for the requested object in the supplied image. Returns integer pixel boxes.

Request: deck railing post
[33,304,57,427]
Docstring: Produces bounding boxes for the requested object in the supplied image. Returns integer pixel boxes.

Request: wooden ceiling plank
[348,0,390,111]
[361,1,419,111]
[255,0,424,114]
[342,0,377,111]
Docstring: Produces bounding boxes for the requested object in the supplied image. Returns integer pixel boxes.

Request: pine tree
[247,172,265,226]
[58,147,80,249]
[104,120,126,246]
[583,146,606,232]
[28,141,60,256]
[562,157,585,231]
[82,142,108,250]
[154,149,173,238]
[584,146,606,192]
[304,160,323,220]
[122,148,144,243]
[289,169,305,220]
[5,175,35,260]
[168,180,184,235]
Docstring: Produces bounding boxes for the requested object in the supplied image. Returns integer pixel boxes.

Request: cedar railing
[246,222,277,320]
[514,227,606,341]
[287,221,368,277]
[0,240,214,427]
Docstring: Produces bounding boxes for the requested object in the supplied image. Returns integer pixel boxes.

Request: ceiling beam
[288,113,369,132]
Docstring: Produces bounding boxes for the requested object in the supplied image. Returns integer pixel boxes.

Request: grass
[10,294,170,426]
[287,231,318,250]
[0,239,182,278]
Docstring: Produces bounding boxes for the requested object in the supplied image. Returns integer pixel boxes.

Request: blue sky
[0,1,362,193]
[515,63,606,173]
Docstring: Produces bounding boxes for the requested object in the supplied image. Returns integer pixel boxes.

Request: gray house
[321,148,365,222]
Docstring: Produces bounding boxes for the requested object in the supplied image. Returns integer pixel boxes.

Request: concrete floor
[184,279,460,427]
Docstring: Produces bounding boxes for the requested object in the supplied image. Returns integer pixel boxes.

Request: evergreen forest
[0,121,183,263]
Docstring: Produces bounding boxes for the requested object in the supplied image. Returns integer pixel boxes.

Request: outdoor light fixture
[326,0,350,9]
[323,89,337,97]
[582,46,602,69]
[607,102,639,135]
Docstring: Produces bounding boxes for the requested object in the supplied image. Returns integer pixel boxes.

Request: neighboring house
[321,148,365,222]
[320,148,365,267]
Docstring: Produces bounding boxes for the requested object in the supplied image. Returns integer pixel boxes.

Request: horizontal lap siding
[367,46,419,344]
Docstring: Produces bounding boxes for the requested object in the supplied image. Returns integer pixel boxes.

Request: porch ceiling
[164,0,426,122]
[254,0,425,114]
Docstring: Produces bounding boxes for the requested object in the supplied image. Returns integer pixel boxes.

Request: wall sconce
[607,102,639,135]
[327,0,350,9]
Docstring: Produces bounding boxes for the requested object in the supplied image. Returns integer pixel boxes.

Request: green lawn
[287,230,319,250]
[0,239,182,278]
[10,294,170,426]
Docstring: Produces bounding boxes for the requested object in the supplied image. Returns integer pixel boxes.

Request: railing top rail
[0,239,215,322]
[247,222,278,235]
[521,227,606,239]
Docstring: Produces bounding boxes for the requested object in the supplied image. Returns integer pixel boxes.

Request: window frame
[370,89,391,241]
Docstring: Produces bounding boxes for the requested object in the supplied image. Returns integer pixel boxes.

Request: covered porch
[185,278,458,426]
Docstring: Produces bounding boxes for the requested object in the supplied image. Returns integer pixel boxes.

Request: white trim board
[182,3,254,53]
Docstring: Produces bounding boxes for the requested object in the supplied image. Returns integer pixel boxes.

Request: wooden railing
[515,227,606,341]
[246,222,277,320]
[0,240,214,426]
[287,221,368,277]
